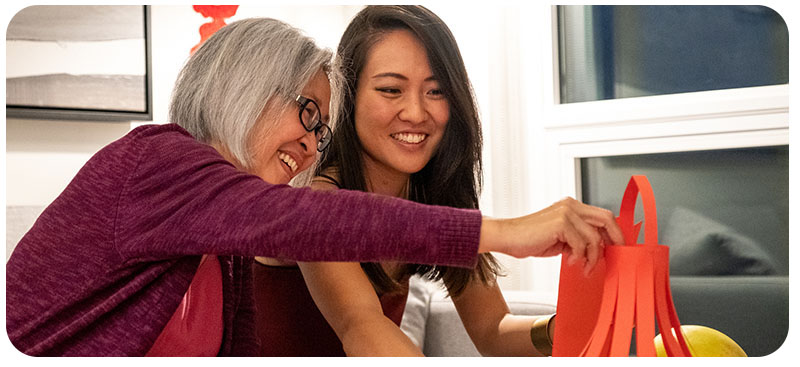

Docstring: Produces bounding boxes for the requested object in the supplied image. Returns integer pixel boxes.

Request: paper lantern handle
[617,175,658,246]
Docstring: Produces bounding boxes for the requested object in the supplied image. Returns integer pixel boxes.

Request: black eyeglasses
[295,95,332,152]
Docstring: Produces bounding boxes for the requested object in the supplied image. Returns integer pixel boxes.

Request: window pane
[558,6,789,103]
[579,146,789,356]
[580,146,789,276]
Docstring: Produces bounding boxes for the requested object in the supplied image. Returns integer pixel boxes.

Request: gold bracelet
[530,313,555,356]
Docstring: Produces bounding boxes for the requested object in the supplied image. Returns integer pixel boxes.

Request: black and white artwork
[6,5,152,121]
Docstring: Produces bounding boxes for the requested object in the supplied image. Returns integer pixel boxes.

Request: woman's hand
[478,197,624,274]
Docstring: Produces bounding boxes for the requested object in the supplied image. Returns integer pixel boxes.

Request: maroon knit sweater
[6,124,481,356]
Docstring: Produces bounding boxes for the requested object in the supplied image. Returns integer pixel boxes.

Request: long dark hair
[317,5,501,297]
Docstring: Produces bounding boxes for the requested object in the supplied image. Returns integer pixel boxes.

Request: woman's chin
[394,161,429,175]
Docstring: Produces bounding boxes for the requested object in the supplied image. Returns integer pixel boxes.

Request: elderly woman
[6,17,621,357]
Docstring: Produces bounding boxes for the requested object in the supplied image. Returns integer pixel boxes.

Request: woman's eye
[376,87,401,94]
[428,88,446,99]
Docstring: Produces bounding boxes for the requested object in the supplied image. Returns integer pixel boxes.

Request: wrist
[478,217,502,254]
[530,313,556,356]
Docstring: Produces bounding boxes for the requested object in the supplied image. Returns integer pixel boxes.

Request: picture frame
[6,5,152,122]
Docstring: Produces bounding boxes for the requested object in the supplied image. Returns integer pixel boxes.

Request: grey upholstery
[399,274,789,357]
[660,208,789,356]
[401,276,556,356]
[669,276,789,357]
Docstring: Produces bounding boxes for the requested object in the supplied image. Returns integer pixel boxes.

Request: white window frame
[506,5,790,295]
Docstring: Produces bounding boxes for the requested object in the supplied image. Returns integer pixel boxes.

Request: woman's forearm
[452,279,556,357]
[339,314,423,356]
[492,314,553,357]
[299,261,424,357]
[478,198,624,275]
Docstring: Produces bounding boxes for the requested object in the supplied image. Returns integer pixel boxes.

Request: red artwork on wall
[191,5,239,54]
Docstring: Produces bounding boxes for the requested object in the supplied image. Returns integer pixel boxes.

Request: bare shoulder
[311,178,339,192]
[311,168,342,192]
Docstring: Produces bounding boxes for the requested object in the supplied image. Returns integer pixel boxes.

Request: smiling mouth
[391,133,427,144]
[278,152,298,173]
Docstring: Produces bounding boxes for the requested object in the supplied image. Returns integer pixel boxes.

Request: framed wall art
[6,5,152,121]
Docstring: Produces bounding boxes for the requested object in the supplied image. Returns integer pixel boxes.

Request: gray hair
[169,17,338,172]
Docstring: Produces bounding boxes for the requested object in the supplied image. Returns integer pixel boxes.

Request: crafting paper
[552,176,692,357]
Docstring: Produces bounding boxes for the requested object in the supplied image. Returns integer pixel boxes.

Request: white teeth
[391,133,427,144]
[278,152,298,173]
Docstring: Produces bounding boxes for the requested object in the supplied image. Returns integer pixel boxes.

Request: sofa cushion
[670,275,789,357]
[401,275,556,356]
[662,207,777,275]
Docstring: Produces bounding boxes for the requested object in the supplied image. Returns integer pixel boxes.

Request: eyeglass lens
[299,98,331,151]
[300,101,321,131]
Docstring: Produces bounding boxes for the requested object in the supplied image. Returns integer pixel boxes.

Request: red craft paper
[190,5,240,54]
[552,176,692,357]
[551,254,606,356]
[635,248,657,356]
[610,250,637,356]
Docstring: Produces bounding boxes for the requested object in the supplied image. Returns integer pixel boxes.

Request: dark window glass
[580,146,789,276]
[579,146,789,356]
[558,6,789,103]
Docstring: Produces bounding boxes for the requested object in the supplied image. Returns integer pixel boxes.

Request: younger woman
[253,6,621,356]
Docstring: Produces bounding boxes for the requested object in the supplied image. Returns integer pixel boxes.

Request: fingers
[555,198,624,274]
[566,198,625,246]
[560,213,588,265]
[598,228,614,247]
[483,197,624,267]
[564,210,603,275]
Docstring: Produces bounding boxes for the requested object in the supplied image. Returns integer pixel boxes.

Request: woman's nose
[299,129,316,154]
[398,94,427,124]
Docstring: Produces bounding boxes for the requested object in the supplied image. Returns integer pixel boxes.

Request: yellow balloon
[654,325,747,357]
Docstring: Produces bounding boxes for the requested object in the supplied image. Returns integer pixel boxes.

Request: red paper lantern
[552,175,692,357]
[191,5,240,54]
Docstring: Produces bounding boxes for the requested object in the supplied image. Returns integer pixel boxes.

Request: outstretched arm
[479,197,624,274]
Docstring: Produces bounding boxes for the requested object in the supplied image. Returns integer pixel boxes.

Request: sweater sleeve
[114,124,480,268]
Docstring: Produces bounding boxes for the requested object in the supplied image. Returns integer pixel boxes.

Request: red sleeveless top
[252,262,408,356]
[146,255,223,356]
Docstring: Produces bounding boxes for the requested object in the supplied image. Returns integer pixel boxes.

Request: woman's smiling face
[249,70,331,184]
[354,29,449,180]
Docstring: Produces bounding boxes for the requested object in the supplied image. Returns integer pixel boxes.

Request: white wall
[4,5,360,206]
[4,4,542,291]
[5,5,363,207]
